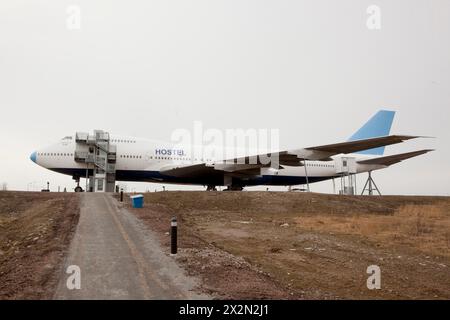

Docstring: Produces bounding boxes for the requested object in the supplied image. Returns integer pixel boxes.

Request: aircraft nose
[30,151,37,163]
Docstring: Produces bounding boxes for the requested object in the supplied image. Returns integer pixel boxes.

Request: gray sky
[1,0,449,194]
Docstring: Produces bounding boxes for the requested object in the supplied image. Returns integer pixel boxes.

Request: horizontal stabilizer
[357,149,434,166]
[304,135,420,156]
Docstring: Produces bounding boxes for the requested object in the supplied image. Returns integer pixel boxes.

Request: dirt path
[54,193,206,299]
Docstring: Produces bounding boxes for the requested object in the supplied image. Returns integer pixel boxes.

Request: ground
[1,190,449,300]
[128,191,450,300]
[0,191,79,299]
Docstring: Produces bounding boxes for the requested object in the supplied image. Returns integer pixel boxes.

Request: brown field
[1,190,448,300]
[129,191,450,300]
[0,191,79,299]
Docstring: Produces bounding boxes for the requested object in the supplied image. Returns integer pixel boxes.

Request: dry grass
[297,203,450,258]
[135,192,450,299]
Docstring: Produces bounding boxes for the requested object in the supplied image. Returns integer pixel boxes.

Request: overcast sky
[1,0,449,195]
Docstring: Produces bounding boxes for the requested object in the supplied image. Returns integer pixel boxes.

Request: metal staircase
[74,130,116,192]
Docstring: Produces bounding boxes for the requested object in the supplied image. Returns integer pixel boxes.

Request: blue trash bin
[131,194,144,208]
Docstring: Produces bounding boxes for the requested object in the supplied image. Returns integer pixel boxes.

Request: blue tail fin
[348,110,396,155]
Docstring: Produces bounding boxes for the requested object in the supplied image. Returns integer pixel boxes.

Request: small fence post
[171,217,177,255]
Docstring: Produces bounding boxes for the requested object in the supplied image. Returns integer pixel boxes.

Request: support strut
[361,171,381,196]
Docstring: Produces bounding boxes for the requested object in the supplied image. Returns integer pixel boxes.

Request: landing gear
[206,185,217,191]
[73,176,84,192]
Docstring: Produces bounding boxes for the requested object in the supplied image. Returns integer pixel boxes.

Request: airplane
[29,110,433,192]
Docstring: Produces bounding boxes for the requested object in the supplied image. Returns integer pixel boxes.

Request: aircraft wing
[160,135,424,177]
[159,163,219,178]
[295,135,421,160]
[357,149,434,166]
[226,135,422,165]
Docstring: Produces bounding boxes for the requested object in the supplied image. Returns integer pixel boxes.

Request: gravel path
[54,193,206,299]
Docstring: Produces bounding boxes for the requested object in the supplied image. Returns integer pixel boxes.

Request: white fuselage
[31,135,385,188]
